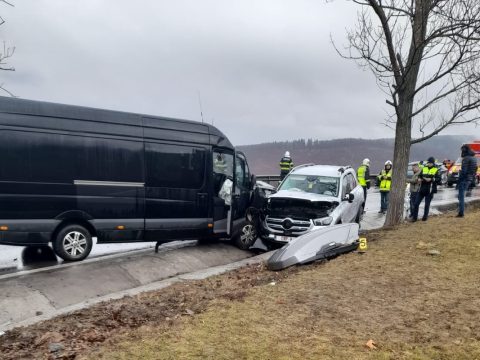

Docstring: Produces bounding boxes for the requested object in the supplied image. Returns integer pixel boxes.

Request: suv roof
[291,165,351,177]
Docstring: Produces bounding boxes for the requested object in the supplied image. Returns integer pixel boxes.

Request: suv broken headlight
[313,216,333,226]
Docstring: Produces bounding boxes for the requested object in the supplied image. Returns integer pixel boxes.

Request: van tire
[53,224,93,261]
[233,221,257,250]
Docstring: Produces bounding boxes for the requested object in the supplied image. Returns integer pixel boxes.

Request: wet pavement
[0,185,476,274]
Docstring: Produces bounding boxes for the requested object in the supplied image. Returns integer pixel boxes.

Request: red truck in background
[447,141,480,187]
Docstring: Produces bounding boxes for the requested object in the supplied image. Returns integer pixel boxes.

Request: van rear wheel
[53,224,93,261]
[233,221,257,250]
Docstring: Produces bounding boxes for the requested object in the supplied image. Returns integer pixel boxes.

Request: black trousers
[412,191,433,220]
[280,170,289,180]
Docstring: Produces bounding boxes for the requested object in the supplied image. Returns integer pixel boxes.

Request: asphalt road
[0,185,475,274]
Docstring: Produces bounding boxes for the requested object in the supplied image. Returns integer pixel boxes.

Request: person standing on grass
[377,160,392,214]
[406,162,421,218]
[411,157,440,222]
[457,144,477,217]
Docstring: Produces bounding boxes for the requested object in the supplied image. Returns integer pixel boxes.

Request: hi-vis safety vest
[214,158,227,173]
[279,157,294,172]
[378,169,392,191]
[357,165,368,187]
[422,166,438,179]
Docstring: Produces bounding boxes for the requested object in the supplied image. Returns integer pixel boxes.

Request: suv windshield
[279,174,339,197]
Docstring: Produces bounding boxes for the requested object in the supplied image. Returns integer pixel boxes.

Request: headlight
[313,216,333,226]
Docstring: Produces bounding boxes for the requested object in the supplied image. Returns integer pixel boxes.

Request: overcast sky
[0,1,477,145]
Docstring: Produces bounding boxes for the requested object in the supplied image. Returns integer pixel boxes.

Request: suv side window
[348,173,357,189]
[341,175,349,197]
[342,173,355,197]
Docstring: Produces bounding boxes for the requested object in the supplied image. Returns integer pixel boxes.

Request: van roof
[0,97,232,147]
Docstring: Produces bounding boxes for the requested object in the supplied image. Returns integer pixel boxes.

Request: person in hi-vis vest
[279,151,294,180]
[357,158,371,209]
[377,160,392,214]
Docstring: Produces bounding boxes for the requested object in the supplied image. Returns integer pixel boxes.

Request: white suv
[261,164,364,244]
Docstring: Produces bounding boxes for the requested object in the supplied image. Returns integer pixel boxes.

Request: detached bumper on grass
[267,223,359,271]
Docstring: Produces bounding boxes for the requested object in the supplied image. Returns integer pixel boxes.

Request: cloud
[0,0,477,145]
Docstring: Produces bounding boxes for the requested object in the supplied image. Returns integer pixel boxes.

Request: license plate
[274,235,293,242]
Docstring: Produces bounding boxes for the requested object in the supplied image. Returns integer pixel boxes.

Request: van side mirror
[343,193,354,203]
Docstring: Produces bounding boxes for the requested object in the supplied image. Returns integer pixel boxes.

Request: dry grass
[86,210,480,360]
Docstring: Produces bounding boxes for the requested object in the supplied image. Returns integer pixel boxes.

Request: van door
[230,152,253,235]
[212,149,234,236]
[144,142,210,241]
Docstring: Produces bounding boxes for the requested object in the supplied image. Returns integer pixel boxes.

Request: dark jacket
[419,166,440,194]
[460,147,477,183]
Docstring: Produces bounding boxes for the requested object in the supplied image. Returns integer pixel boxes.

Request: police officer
[377,160,392,214]
[357,158,371,205]
[411,156,440,222]
[279,151,294,180]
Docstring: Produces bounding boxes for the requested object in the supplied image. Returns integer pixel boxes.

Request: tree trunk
[384,101,412,226]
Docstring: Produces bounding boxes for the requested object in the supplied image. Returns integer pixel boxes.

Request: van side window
[146,143,206,189]
[213,151,233,178]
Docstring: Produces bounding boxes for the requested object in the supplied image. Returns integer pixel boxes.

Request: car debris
[266,223,359,271]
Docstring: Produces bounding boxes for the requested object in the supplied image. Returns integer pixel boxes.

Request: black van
[0,97,257,261]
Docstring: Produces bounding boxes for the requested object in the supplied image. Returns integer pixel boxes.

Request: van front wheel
[233,221,257,250]
[53,224,93,261]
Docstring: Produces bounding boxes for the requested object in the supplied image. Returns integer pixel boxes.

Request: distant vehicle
[0,98,257,261]
[406,161,417,181]
[260,164,364,245]
[447,158,480,187]
[447,141,480,187]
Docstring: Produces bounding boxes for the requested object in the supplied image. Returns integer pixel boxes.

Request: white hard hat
[362,158,370,166]
[285,151,290,158]
[385,160,392,166]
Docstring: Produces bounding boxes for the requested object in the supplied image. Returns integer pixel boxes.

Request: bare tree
[0,0,14,96]
[334,0,480,226]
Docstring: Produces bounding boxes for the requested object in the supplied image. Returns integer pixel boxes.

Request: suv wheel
[233,221,257,250]
[53,224,93,261]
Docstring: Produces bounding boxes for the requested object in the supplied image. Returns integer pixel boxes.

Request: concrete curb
[0,251,274,333]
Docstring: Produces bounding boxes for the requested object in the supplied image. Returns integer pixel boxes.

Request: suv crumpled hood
[267,190,339,220]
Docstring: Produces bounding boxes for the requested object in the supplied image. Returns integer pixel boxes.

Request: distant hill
[238,135,476,175]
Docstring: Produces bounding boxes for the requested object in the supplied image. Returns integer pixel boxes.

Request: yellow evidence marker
[358,238,368,252]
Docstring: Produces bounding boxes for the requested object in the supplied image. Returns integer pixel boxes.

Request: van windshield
[279,174,339,197]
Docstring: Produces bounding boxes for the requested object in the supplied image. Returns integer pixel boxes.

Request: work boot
[422,217,427,221]
[456,213,464,218]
